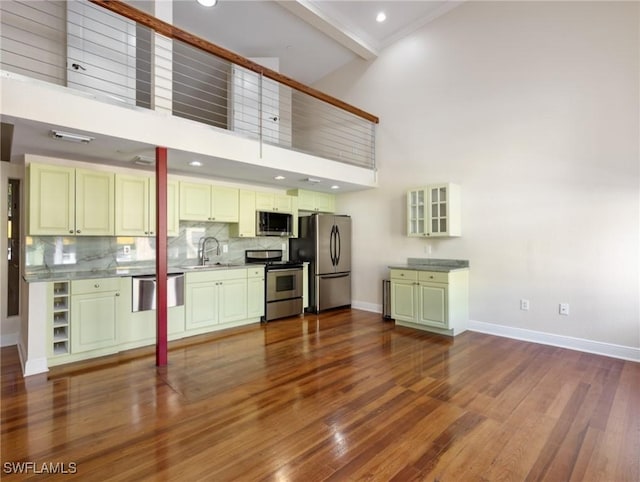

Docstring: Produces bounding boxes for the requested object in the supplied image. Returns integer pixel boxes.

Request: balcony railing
[0,0,378,169]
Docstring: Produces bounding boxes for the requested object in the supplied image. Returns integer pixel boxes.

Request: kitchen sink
[179,263,244,270]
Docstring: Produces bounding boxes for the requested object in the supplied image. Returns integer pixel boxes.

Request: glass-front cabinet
[406,183,461,237]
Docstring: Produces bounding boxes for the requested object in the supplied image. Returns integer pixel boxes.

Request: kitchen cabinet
[255,192,293,212]
[390,268,468,336]
[247,266,265,319]
[179,181,239,222]
[230,189,256,238]
[70,277,122,353]
[28,163,114,236]
[185,269,248,331]
[407,183,461,237]
[287,189,335,213]
[115,175,179,237]
[48,281,71,357]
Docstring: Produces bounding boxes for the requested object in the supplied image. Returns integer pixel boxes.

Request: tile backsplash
[25,222,286,276]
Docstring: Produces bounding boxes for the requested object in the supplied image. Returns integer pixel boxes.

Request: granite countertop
[388,258,469,272]
[23,263,252,283]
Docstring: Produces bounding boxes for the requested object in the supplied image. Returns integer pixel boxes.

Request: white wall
[318,2,640,350]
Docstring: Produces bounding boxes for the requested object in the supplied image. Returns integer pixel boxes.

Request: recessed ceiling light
[330,185,340,190]
[189,160,203,167]
[196,0,218,7]
[376,11,387,23]
[50,130,94,144]
[274,175,286,180]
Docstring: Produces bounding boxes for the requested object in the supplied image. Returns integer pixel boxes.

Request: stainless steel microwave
[256,211,293,237]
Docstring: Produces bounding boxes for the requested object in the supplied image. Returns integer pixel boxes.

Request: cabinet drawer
[247,267,264,278]
[186,268,247,284]
[418,271,449,283]
[390,269,418,281]
[72,277,121,294]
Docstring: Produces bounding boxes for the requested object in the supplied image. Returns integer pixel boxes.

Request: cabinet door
[417,283,447,328]
[255,192,274,211]
[247,276,265,318]
[185,282,219,329]
[390,280,417,322]
[314,192,334,213]
[407,189,426,237]
[273,194,293,212]
[115,174,149,236]
[179,182,212,221]
[71,292,118,353]
[296,190,316,211]
[211,186,239,222]
[231,190,256,238]
[148,179,179,237]
[28,164,75,235]
[428,185,449,237]
[219,278,247,323]
[75,169,115,236]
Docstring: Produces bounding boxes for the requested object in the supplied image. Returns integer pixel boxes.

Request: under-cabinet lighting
[50,130,94,144]
[189,160,203,167]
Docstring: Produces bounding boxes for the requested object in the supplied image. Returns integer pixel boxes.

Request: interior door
[67,1,136,105]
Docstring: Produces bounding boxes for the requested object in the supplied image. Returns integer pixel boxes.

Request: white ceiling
[5,0,462,192]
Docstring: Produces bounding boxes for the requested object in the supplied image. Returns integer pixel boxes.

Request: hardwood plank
[1,310,638,481]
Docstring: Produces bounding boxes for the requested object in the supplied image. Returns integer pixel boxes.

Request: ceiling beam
[275,0,378,61]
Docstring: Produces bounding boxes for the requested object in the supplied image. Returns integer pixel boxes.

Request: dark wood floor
[1,309,639,481]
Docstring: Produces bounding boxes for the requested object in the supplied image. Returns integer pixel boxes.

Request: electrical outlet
[222,244,228,253]
[559,303,570,316]
[123,245,130,255]
[520,299,530,311]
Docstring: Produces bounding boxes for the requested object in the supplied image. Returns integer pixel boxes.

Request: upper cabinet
[287,189,335,213]
[230,190,256,238]
[255,192,293,213]
[115,175,179,237]
[407,183,461,237]
[179,182,239,222]
[29,163,114,236]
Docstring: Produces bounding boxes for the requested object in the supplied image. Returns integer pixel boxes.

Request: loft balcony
[0,0,378,191]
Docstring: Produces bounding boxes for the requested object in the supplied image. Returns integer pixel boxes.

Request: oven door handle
[269,268,302,274]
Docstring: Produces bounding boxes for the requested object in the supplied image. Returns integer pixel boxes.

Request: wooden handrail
[88,0,379,124]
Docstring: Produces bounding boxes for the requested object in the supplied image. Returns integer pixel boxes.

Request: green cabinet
[390,268,468,336]
[70,278,122,353]
[179,181,239,222]
[185,269,248,330]
[407,183,461,237]
[29,163,114,236]
[287,189,334,213]
[115,175,179,237]
[247,266,265,319]
[255,192,293,212]
[230,189,256,238]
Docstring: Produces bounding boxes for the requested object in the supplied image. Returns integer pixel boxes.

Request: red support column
[155,146,168,366]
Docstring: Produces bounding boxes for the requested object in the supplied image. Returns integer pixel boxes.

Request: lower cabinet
[185,268,260,332]
[70,277,123,354]
[247,266,265,319]
[390,269,469,336]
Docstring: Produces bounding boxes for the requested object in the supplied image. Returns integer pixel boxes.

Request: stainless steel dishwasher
[132,273,184,312]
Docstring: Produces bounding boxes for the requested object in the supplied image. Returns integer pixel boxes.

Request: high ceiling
[170,0,462,84]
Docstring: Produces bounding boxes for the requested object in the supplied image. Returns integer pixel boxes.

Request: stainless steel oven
[246,249,303,321]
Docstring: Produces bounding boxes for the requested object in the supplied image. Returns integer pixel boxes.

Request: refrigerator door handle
[330,225,336,266]
[319,273,350,279]
[336,226,341,265]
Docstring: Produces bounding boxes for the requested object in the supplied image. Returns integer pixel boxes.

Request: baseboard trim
[351,301,382,314]
[0,332,18,347]
[16,340,49,377]
[469,319,640,362]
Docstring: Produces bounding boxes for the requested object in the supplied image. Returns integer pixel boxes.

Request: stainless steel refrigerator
[290,213,351,313]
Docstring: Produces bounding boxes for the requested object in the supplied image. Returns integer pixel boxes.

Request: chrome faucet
[199,236,220,266]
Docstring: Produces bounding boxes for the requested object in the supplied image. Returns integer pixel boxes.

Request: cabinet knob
[76,230,81,234]
[144,231,148,235]
[94,283,100,288]
[69,230,74,234]
[115,292,120,297]
[150,232,154,235]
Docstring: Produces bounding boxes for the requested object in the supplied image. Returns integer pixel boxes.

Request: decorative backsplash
[25,222,287,276]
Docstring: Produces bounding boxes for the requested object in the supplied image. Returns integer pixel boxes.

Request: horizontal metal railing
[0,0,377,169]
